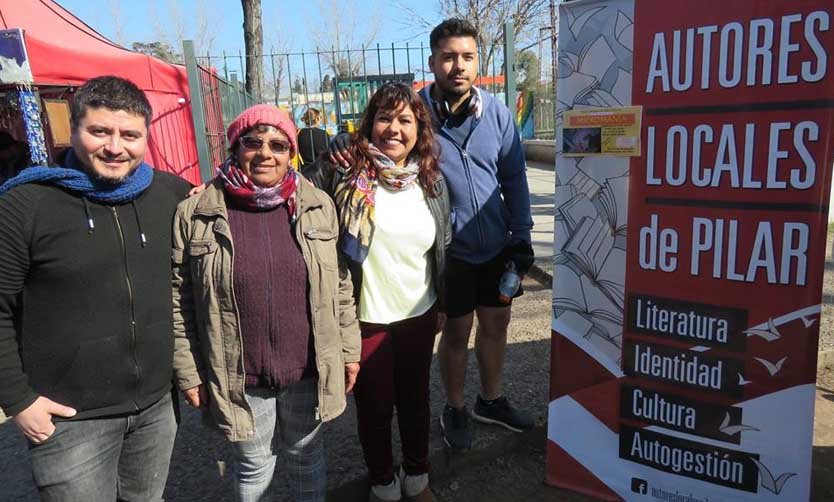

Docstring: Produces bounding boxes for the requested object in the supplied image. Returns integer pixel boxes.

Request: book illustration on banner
[556,6,633,135]
[554,165,629,366]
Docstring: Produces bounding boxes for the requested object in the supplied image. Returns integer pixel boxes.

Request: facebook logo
[631,478,648,495]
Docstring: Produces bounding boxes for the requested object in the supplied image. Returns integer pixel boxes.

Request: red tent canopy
[0,0,202,184]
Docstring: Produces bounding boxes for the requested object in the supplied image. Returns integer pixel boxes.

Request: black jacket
[297,127,330,166]
[0,171,190,419]
[301,158,451,311]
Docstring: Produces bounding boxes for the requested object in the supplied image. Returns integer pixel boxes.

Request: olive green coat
[171,178,360,442]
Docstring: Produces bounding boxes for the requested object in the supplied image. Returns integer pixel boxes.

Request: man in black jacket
[0,76,190,501]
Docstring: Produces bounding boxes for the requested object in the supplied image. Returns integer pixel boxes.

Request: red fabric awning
[0,0,202,184]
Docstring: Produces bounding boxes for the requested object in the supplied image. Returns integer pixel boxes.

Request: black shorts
[444,254,524,318]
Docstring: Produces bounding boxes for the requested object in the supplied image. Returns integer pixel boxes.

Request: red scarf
[218,158,299,218]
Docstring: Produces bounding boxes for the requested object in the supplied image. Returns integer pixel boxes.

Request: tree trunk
[241,0,264,101]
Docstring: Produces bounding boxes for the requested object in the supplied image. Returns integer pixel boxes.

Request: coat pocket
[304,228,338,271]
[187,239,219,257]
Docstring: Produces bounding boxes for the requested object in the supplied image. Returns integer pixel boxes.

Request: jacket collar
[193,174,325,218]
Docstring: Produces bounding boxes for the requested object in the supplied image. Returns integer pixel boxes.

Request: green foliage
[516,50,541,93]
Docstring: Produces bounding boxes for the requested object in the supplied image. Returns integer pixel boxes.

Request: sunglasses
[240,136,291,154]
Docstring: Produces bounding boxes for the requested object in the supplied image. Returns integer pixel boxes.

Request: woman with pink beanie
[171,104,360,502]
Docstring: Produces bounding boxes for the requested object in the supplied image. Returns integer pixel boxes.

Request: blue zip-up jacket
[419,85,533,264]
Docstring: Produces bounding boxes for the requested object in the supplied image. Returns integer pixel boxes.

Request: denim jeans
[27,392,177,502]
[231,378,325,502]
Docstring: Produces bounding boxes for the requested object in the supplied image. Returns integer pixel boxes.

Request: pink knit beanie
[227,104,298,156]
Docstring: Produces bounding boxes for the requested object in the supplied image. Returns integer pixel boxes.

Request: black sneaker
[440,404,472,450]
[470,395,534,432]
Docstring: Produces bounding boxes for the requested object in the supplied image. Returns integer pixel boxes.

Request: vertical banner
[548,0,834,501]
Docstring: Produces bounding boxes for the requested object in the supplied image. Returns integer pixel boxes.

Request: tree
[105,0,125,45]
[132,41,182,64]
[310,0,381,79]
[292,76,308,94]
[321,75,334,92]
[241,0,264,101]
[400,0,548,76]
[146,0,217,57]
[516,50,540,93]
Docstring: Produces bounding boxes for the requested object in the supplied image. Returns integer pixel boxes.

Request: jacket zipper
[111,207,141,410]
[299,221,323,421]
[441,128,486,249]
[221,220,250,439]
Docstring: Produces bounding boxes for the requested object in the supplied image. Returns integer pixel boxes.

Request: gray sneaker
[470,395,534,432]
[440,404,472,450]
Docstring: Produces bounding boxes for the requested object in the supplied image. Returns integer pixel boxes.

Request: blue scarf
[0,153,153,203]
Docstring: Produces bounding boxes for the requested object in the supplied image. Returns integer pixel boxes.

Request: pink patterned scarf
[218,157,299,218]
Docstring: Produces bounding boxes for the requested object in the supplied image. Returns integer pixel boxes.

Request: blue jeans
[232,379,325,502]
[27,392,177,502]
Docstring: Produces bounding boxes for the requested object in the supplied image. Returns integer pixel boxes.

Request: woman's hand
[187,182,210,197]
[183,384,208,409]
[344,362,360,394]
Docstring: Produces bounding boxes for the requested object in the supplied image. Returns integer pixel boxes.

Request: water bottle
[498,261,521,304]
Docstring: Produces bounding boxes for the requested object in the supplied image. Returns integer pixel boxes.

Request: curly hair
[349,82,441,197]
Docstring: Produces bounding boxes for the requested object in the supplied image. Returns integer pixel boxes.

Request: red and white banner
[548,0,834,500]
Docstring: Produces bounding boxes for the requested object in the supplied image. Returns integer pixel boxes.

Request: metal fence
[533,93,555,139]
[183,22,560,178]
[184,40,256,180]
[193,40,510,135]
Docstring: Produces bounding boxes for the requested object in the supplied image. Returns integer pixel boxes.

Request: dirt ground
[2,240,834,501]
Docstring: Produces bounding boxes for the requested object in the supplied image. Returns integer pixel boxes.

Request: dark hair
[430,18,479,52]
[71,76,153,128]
[351,82,440,197]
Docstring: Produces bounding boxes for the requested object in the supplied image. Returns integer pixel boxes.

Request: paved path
[526,160,555,275]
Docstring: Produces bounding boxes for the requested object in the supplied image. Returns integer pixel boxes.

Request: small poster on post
[562,106,642,157]
[0,28,32,85]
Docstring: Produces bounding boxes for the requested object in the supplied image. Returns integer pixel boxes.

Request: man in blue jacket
[422,18,535,450]
[328,18,534,451]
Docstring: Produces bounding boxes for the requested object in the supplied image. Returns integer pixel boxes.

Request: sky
[54,0,443,56]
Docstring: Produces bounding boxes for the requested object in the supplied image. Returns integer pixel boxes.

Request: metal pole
[316,51,328,129]
[504,21,516,119]
[362,45,369,89]
[391,42,396,75]
[183,40,213,182]
[231,72,241,114]
[405,42,411,78]
[420,42,426,83]
[286,53,295,115]
[270,47,278,105]
[301,51,311,120]
[551,0,558,140]
[238,49,245,88]
[346,48,356,119]
[223,50,229,81]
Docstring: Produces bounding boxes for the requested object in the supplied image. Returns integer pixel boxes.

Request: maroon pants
[353,305,438,485]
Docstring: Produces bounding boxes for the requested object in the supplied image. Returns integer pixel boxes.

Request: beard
[437,76,472,98]
[86,160,140,185]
